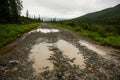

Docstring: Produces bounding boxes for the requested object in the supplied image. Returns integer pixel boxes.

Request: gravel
[0,23,120,80]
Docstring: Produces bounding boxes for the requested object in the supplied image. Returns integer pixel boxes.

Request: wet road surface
[0,23,120,80]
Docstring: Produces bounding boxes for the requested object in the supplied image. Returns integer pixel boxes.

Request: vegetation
[0,0,41,24]
[49,4,120,48]
[0,0,119,48]
[50,22,120,48]
[0,0,41,47]
[71,4,120,25]
[0,23,40,47]
[0,0,23,23]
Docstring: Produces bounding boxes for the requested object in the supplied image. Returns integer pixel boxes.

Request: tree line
[0,0,41,24]
[21,10,42,23]
[0,0,23,23]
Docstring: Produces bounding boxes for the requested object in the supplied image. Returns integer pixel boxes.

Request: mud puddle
[29,28,59,34]
[29,42,54,74]
[22,28,59,40]
[55,40,85,68]
[29,39,86,75]
[79,40,119,60]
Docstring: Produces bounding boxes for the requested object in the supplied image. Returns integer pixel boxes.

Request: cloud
[21,0,120,18]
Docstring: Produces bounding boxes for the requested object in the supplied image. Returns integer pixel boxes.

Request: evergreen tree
[0,0,23,23]
[38,15,41,21]
[26,10,29,18]
[9,0,23,23]
[0,0,10,23]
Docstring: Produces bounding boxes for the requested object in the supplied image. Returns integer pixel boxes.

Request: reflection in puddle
[29,28,59,34]
[55,40,85,69]
[29,43,53,74]
[38,29,59,33]
[29,39,86,75]
[79,40,106,55]
[79,40,113,59]
[22,28,59,40]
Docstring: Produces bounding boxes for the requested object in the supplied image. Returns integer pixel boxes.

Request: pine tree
[9,0,23,23]
[0,0,23,23]
[0,0,10,23]
[26,10,29,18]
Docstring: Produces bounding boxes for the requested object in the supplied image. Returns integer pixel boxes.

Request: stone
[8,60,19,66]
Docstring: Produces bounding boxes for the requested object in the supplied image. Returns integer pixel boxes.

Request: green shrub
[51,22,120,47]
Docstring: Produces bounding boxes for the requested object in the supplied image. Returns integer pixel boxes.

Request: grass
[80,30,120,47]
[0,23,40,47]
[51,23,120,48]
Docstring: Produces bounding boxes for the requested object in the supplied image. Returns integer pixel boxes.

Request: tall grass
[0,23,40,47]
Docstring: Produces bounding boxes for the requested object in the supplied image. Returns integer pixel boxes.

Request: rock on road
[0,23,120,80]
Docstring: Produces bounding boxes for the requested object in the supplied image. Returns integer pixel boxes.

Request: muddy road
[0,23,120,80]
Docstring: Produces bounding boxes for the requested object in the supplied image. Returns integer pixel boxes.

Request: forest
[0,0,41,24]
[0,0,41,47]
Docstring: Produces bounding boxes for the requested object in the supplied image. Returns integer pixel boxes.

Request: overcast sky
[21,0,120,19]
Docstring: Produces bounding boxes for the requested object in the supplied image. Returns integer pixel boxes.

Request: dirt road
[0,23,120,80]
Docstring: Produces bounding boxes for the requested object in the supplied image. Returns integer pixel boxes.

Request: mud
[0,23,120,80]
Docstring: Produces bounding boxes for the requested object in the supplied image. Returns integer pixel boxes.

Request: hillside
[51,4,120,48]
[72,4,120,24]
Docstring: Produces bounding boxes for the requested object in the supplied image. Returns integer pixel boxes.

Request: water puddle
[29,28,59,34]
[79,40,112,59]
[22,28,59,40]
[29,43,54,74]
[29,39,86,75]
[55,40,85,69]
